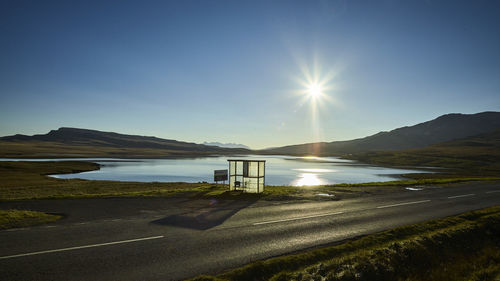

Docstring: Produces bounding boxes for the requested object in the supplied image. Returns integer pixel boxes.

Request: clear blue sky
[1,0,499,149]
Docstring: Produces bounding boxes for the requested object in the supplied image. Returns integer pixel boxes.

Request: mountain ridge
[260,111,500,156]
[1,111,499,158]
[0,127,250,158]
[347,128,500,174]
[202,142,250,149]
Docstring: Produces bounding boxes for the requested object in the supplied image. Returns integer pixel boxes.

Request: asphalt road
[1,182,499,281]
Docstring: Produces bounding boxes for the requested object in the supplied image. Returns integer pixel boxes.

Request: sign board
[214,169,228,181]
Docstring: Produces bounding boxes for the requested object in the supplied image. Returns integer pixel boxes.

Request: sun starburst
[290,55,341,151]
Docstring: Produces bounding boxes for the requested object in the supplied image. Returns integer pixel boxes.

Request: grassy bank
[0,209,61,229]
[190,206,500,281]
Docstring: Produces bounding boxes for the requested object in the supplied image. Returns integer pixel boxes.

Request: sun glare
[308,83,322,98]
[293,173,325,186]
[291,56,342,147]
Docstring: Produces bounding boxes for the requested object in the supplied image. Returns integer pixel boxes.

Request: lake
[3,155,431,186]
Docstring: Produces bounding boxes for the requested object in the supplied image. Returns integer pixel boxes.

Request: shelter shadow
[151,198,257,230]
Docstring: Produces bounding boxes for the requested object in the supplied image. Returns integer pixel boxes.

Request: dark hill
[3,128,210,151]
[0,128,250,158]
[261,112,500,156]
[349,129,500,174]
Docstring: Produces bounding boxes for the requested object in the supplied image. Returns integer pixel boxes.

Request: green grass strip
[0,209,61,230]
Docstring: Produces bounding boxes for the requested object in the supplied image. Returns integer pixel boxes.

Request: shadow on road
[151,199,257,230]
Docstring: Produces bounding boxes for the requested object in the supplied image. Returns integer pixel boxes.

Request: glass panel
[259,162,265,177]
[236,161,243,175]
[229,161,235,175]
[249,161,258,177]
[229,161,235,190]
[235,176,243,189]
[244,177,258,192]
[243,161,249,177]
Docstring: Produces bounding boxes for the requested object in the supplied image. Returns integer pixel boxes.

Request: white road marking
[0,236,164,260]
[485,190,500,194]
[447,194,475,199]
[253,211,344,225]
[376,200,431,209]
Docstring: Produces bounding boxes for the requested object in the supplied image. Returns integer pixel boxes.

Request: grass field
[190,206,500,281]
[0,209,61,229]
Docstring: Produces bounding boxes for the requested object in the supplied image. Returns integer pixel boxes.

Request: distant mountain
[349,129,500,173]
[203,142,250,149]
[261,112,500,156]
[0,127,250,158]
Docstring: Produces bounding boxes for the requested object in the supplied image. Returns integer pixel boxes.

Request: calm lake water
[3,155,430,186]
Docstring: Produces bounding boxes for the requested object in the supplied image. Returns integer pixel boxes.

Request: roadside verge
[190,205,500,281]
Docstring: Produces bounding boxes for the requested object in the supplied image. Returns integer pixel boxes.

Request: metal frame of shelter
[227,159,265,193]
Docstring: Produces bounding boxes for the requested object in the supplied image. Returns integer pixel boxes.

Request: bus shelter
[227,159,265,193]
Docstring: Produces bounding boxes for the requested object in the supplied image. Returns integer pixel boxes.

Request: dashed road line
[447,194,475,199]
[376,200,431,209]
[253,211,344,225]
[0,235,165,260]
[485,190,500,194]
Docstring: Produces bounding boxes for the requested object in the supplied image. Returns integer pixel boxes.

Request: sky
[1,0,499,149]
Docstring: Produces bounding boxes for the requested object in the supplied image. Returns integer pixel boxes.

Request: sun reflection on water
[291,166,337,186]
[293,173,325,186]
[294,168,337,173]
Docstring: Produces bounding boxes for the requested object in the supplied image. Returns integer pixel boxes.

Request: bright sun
[307,83,322,98]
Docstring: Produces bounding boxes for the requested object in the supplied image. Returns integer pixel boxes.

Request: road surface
[1,182,499,280]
